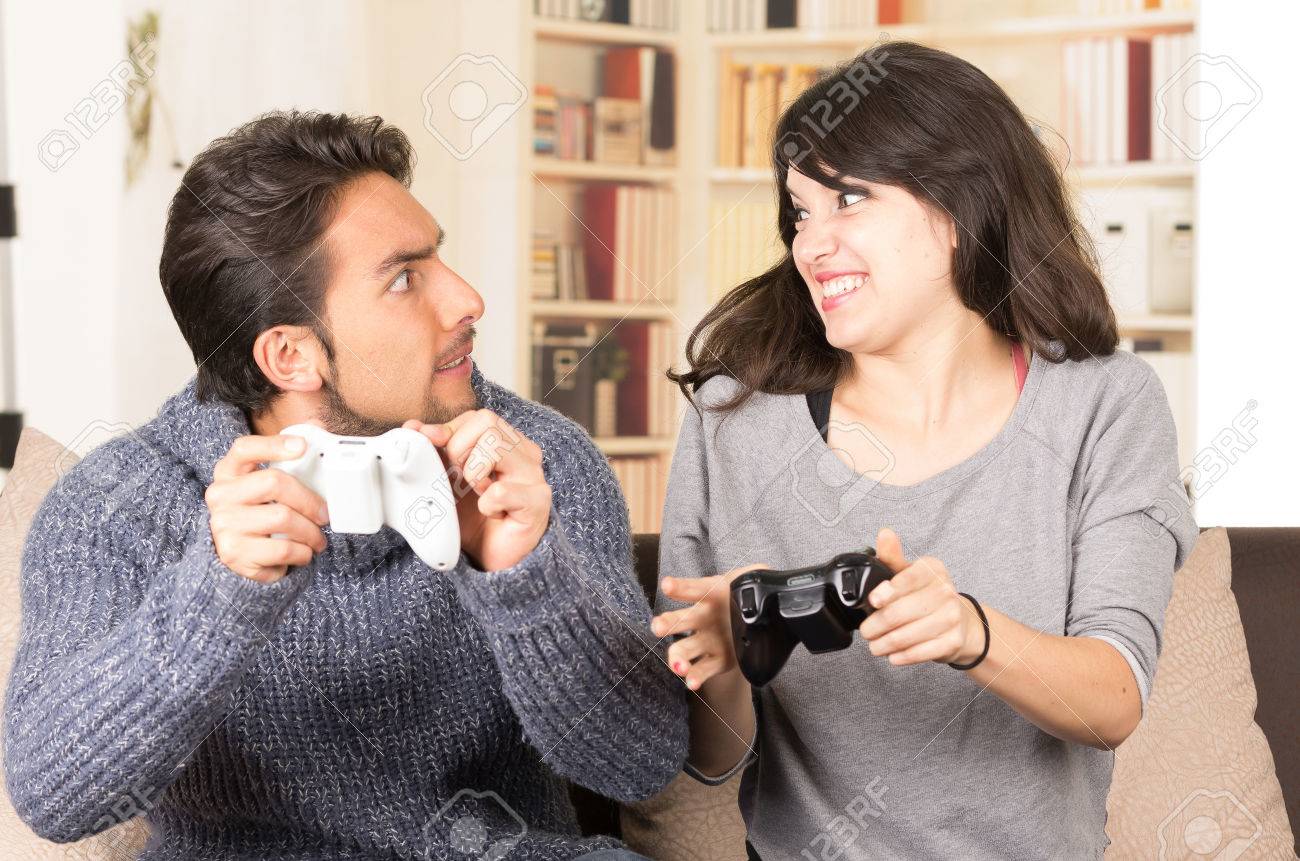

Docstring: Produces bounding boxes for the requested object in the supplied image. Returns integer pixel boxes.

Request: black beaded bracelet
[948,592,990,671]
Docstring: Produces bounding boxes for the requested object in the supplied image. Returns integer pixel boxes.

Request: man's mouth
[436,354,469,371]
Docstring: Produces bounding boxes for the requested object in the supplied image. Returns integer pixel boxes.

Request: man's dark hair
[160,110,414,414]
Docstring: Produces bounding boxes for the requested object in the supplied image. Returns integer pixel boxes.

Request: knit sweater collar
[153,363,494,487]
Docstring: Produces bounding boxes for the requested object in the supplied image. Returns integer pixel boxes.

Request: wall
[1194,2,1299,526]
[2,0,525,450]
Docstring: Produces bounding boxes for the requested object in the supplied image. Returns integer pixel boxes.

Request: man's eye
[388,269,412,294]
[841,192,866,208]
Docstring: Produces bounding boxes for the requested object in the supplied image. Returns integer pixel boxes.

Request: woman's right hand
[653,565,766,690]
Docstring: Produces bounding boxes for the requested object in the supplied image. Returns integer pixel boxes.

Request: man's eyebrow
[372,229,443,279]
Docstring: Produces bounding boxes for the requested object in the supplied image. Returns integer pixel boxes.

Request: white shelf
[711,163,1196,187]
[1076,162,1195,185]
[531,157,678,184]
[1119,314,1194,333]
[710,166,771,184]
[706,9,1195,48]
[594,436,676,455]
[530,299,677,320]
[533,17,680,49]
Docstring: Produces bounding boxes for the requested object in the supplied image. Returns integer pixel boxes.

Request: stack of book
[533,86,592,160]
[1061,31,1196,165]
[613,321,678,438]
[534,0,680,30]
[531,320,677,439]
[708,0,903,31]
[717,62,825,168]
[707,198,784,302]
[533,46,676,166]
[581,184,678,302]
[607,455,670,534]
[532,231,592,301]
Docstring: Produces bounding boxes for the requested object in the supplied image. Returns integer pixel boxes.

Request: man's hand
[205,434,330,583]
[404,410,551,572]
[858,527,984,667]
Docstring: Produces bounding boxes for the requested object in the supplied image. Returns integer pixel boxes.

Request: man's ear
[251,325,326,395]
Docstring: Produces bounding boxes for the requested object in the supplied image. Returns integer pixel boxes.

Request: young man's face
[315,171,484,435]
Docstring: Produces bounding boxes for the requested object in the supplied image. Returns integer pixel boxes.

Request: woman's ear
[251,326,326,395]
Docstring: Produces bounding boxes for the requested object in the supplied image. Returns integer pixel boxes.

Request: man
[4,111,686,860]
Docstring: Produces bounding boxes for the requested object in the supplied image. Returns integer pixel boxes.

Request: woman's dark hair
[670,41,1117,412]
[159,110,414,414]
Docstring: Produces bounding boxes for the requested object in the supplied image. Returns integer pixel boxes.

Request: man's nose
[436,267,484,331]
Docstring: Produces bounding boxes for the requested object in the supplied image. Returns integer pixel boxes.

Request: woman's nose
[792,217,838,266]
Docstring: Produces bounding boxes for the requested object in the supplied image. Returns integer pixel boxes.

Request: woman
[652,42,1197,860]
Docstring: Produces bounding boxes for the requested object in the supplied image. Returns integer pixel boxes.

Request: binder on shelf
[1149,204,1194,314]
[532,321,599,434]
[1080,189,1150,318]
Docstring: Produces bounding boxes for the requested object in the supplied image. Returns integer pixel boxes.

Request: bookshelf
[519,5,696,533]
[517,1,1201,530]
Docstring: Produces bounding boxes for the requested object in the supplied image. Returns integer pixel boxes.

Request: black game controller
[729,548,895,687]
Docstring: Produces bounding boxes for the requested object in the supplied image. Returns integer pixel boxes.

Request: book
[592,97,642,164]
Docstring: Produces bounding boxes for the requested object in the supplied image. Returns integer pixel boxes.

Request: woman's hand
[652,565,765,690]
[859,527,984,667]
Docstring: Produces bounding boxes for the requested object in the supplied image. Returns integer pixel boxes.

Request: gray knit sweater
[4,365,686,860]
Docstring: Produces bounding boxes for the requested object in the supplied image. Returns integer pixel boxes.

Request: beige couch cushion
[0,428,150,860]
[621,771,746,860]
[1105,526,1294,858]
[622,528,1295,860]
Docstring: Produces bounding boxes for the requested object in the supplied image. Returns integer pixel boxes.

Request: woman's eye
[841,192,866,208]
[387,269,412,294]
[792,207,809,222]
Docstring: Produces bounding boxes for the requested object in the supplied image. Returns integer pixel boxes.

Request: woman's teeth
[822,274,866,299]
[436,356,466,371]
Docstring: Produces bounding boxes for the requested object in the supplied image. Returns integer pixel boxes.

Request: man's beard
[317,357,478,437]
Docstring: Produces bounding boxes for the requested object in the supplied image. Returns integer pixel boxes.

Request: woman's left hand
[859,527,984,667]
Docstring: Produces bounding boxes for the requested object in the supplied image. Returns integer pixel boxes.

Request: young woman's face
[786,167,958,354]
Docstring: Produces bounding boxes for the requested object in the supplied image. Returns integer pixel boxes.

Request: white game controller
[271,423,460,571]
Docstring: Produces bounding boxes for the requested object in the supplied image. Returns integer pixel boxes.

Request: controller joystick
[729,548,895,687]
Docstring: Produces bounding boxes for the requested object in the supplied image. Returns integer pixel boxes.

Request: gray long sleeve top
[656,343,1198,860]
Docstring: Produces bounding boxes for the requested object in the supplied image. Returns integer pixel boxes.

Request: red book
[581,185,617,301]
[1127,39,1152,162]
[615,323,649,437]
[877,0,903,25]
[602,47,641,99]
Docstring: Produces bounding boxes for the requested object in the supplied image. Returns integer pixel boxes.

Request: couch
[1,428,1296,859]
[568,529,1299,859]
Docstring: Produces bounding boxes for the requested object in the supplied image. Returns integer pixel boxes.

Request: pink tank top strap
[1011,341,1028,394]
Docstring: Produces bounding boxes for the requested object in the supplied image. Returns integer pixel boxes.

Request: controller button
[740,586,758,617]
[840,569,862,600]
